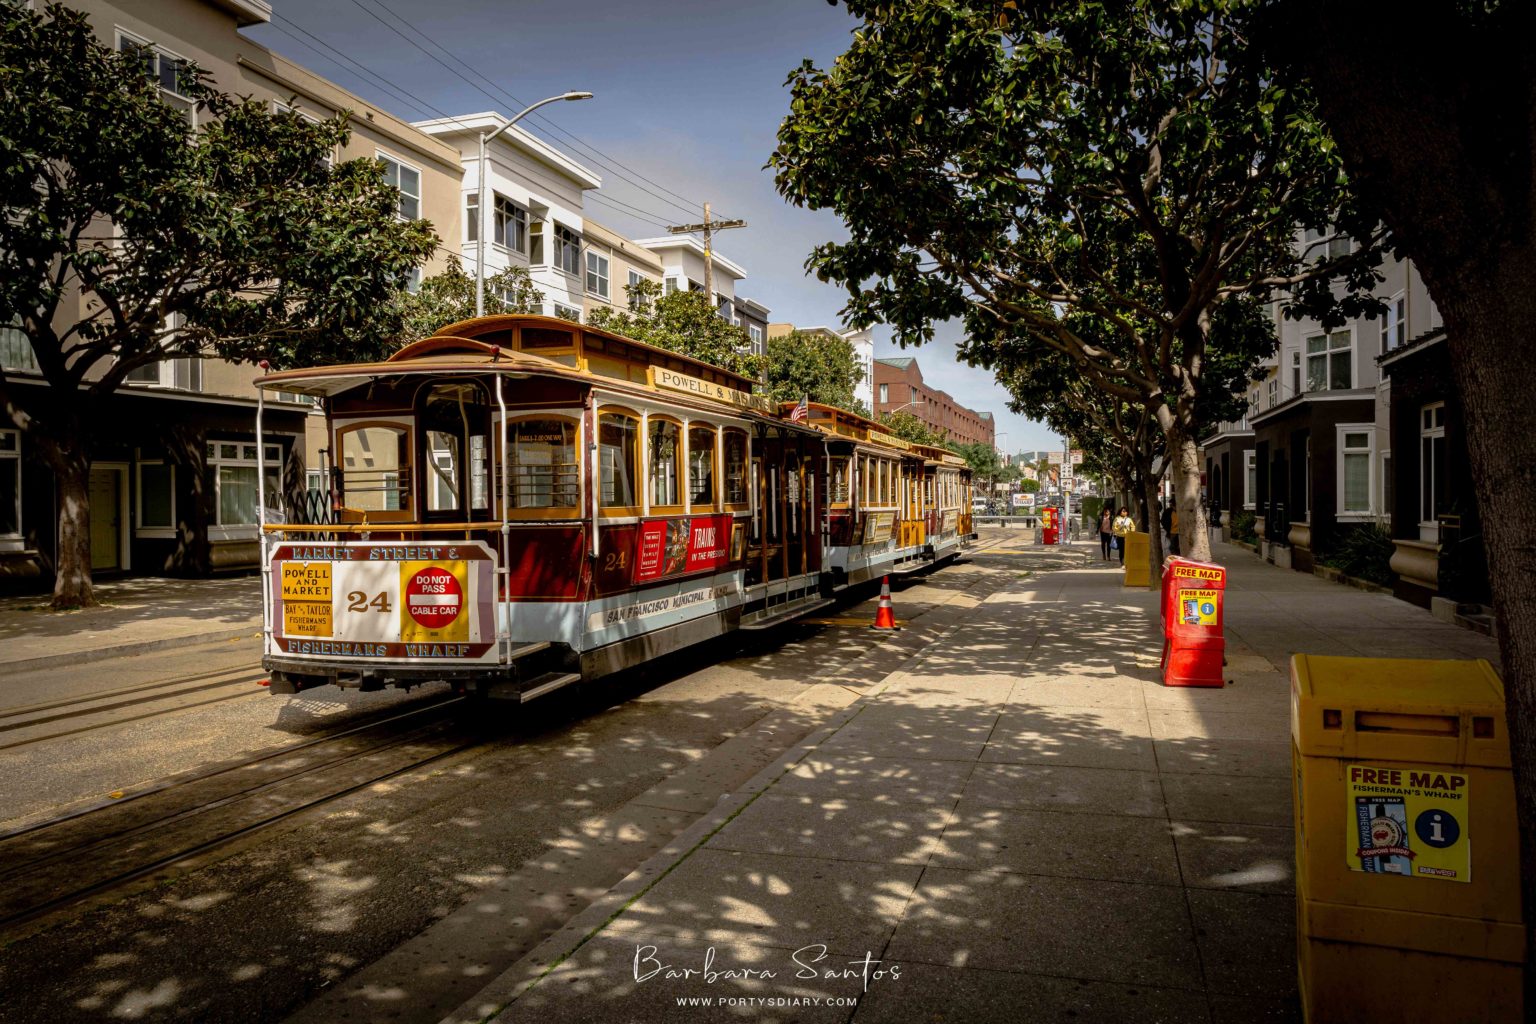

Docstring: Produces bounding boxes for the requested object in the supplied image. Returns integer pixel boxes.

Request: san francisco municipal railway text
[285,546,467,562]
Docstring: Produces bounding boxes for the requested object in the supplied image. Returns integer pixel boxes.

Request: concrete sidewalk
[445,542,1499,1024]
[0,575,262,673]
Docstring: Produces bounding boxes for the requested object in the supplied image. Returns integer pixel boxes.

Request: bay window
[1337,426,1375,517]
[1306,330,1352,391]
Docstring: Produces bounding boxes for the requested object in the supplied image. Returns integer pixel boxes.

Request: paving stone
[934,802,1182,885]
[887,868,1202,989]
[1153,737,1293,778]
[983,707,1157,771]
[851,961,1211,1024]
[1187,889,1298,1000]
[1009,675,1149,709]
[1148,709,1290,742]
[1160,772,1293,828]
[817,705,999,762]
[775,755,974,806]
[602,849,923,959]
[1172,820,1295,894]
[707,793,951,865]
[960,763,1166,817]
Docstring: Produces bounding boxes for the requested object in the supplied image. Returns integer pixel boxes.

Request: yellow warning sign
[280,562,332,602]
[399,561,470,643]
[1346,763,1471,882]
[283,601,333,637]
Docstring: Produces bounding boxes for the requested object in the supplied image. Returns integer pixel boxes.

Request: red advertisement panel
[632,515,736,583]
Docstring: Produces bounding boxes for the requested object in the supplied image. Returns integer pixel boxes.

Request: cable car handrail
[262,522,503,534]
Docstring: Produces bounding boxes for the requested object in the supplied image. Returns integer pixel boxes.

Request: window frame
[503,414,582,518]
[116,28,195,124]
[685,422,717,512]
[375,150,422,221]
[597,408,642,517]
[1243,450,1256,510]
[134,458,177,538]
[493,193,527,253]
[1305,328,1354,392]
[1419,401,1447,529]
[334,419,414,523]
[586,250,611,300]
[0,428,21,547]
[647,415,685,514]
[206,439,283,537]
[553,224,581,277]
[722,428,749,509]
[1335,423,1376,519]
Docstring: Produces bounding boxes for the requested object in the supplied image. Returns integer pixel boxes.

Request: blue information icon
[1415,808,1460,849]
[1200,601,1216,616]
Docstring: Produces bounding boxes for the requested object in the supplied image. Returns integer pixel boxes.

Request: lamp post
[475,91,593,318]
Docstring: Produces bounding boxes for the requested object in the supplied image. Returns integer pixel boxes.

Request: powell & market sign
[652,367,774,414]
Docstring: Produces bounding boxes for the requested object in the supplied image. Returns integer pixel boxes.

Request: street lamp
[475,91,593,318]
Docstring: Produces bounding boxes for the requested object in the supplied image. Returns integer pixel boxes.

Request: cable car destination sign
[651,366,775,413]
[269,541,497,661]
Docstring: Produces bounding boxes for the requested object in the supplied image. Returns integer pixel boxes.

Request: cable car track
[0,697,474,936]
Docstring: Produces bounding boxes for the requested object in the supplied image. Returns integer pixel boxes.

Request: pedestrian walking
[1161,503,1181,556]
[1112,507,1135,565]
[1098,507,1114,560]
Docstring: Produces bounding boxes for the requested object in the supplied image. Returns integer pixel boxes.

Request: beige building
[581,220,665,318]
[1,0,462,585]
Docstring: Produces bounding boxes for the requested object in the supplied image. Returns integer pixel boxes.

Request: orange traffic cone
[871,576,900,630]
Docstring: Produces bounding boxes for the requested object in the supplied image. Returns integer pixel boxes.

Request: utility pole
[667,203,745,311]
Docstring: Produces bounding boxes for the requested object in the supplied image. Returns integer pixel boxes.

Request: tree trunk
[1142,473,1164,586]
[1169,426,1212,563]
[42,433,96,609]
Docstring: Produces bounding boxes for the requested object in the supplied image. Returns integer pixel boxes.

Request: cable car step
[740,597,837,631]
[507,641,552,662]
[890,560,930,576]
[518,671,582,703]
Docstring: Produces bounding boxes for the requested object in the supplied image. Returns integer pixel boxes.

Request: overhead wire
[269,12,696,231]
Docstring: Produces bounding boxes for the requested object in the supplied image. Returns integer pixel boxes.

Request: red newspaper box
[1160,558,1227,687]
[1041,506,1058,545]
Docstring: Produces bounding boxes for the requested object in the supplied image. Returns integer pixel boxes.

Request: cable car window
[723,430,748,505]
[649,418,681,509]
[426,430,460,512]
[598,413,639,510]
[829,457,849,504]
[688,425,715,507]
[339,425,410,513]
[509,418,578,509]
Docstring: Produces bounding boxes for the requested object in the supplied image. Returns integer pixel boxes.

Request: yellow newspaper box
[1121,531,1150,588]
[1291,654,1524,1022]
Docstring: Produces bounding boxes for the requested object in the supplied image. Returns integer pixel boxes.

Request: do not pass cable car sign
[406,566,462,631]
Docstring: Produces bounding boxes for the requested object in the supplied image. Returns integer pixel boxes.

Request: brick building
[873,358,996,447]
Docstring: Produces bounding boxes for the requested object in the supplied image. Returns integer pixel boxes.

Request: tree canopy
[585,279,763,379]
[771,0,1382,561]
[0,4,438,606]
[397,258,544,342]
[762,329,866,415]
[877,410,945,447]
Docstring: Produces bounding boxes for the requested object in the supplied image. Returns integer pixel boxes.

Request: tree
[1018,478,1040,494]
[586,279,763,379]
[951,441,1003,495]
[397,257,543,342]
[878,410,946,447]
[763,329,866,414]
[771,0,1384,567]
[1264,2,1536,999]
[0,5,437,608]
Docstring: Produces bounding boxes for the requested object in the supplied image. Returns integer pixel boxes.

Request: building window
[718,296,733,320]
[118,31,194,124]
[1266,378,1277,408]
[1382,292,1406,354]
[664,278,679,295]
[466,192,478,243]
[508,418,578,510]
[1291,350,1301,396]
[1337,425,1375,516]
[1,320,36,371]
[495,195,526,252]
[879,383,889,404]
[1306,330,1352,391]
[553,303,581,323]
[586,251,610,299]
[628,270,645,291]
[207,440,281,526]
[554,225,581,276]
[401,266,423,294]
[0,429,20,541]
[272,102,333,168]
[125,313,202,390]
[1243,450,1256,510]
[136,460,175,532]
[376,153,421,220]
[748,323,763,347]
[1420,403,1446,525]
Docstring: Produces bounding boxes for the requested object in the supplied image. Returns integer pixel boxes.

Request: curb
[1,623,263,675]
[438,569,1034,1024]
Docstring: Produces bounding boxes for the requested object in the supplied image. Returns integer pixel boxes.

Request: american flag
[789,395,809,423]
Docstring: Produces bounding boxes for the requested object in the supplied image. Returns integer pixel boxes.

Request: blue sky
[246,0,1062,456]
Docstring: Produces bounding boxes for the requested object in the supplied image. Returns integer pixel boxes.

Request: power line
[354,0,707,220]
